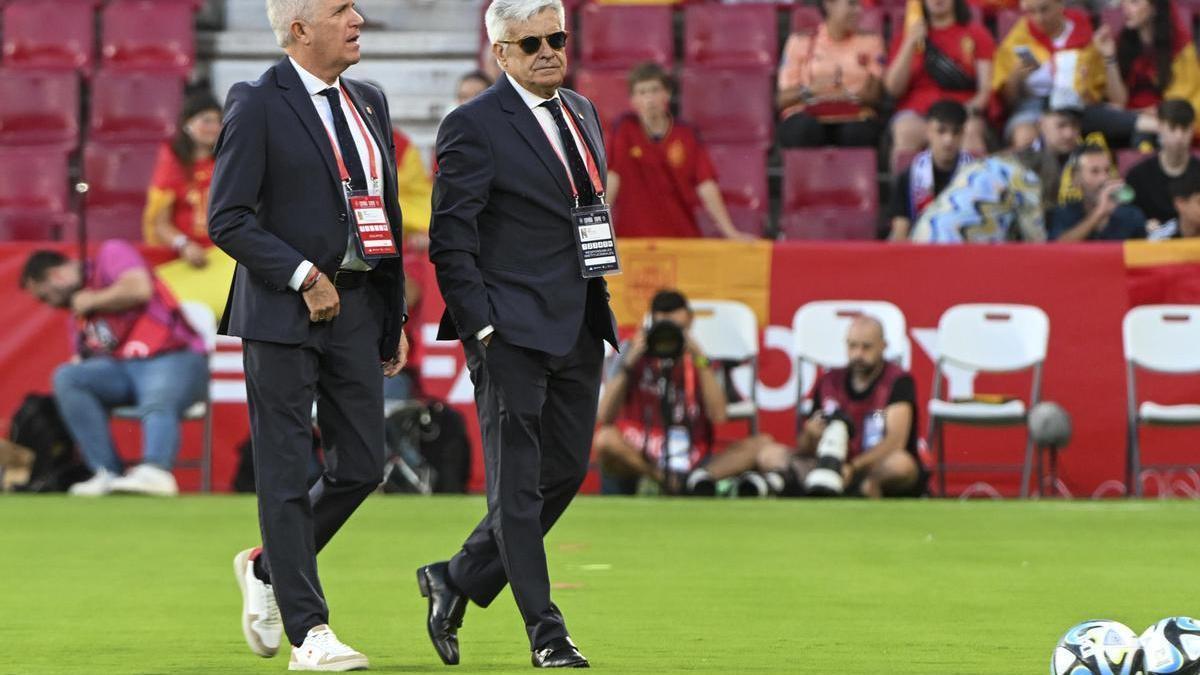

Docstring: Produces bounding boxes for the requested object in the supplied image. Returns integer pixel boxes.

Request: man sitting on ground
[593,290,784,495]
[700,316,925,498]
[887,100,974,241]
[20,242,210,497]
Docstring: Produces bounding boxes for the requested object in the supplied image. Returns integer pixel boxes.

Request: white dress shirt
[287,57,383,291]
[473,76,596,343]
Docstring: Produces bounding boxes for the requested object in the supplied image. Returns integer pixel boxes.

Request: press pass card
[572,203,621,278]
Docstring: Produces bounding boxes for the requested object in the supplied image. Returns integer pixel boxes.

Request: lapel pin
[366,105,374,116]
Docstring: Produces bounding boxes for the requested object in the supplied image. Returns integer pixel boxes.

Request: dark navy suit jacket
[430,75,618,356]
[208,57,407,359]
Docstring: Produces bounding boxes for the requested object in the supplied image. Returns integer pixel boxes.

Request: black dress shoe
[417,562,468,665]
[531,637,589,668]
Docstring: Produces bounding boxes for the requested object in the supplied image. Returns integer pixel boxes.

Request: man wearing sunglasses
[423,0,619,669]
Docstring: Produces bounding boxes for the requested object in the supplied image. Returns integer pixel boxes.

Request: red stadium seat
[579,5,674,69]
[0,148,71,214]
[679,67,774,144]
[0,210,78,242]
[996,9,1020,40]
[0,70,80,148]
[84,206,147,241]
[695,143,769,237]
[89,70,182,142]
[83,141,158,211]
[1117,148,1152,176]
[572,68,631,135]
[101,0,196,74]
[1099,8,1125,37]
[1,0,95,73]
[781,148,879,240]
[684,4,778,69]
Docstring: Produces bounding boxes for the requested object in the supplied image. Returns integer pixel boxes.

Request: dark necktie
[540,98,596,206]
[321,87,368,192]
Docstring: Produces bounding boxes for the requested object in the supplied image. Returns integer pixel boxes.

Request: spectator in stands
[776,0,886,148]
[911,152,1047,242]
[1015,104,1082,210]
[593,290,785,495]
[19,242,210,497]
[992,0,1109,149]
[606,62,755,240]
[884,0,993,168]
[1089,0,1200,148]
[1126,100,1200,228]
[1049,144,1149,240]
[701,316,925,499]
[1151,165,1200,239]
[456,69,493,105]
[142,90,222,268]
[887,100,974,240]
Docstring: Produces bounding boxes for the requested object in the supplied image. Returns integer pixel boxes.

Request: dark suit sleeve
[429,108,495,339]
[208,82,307,291]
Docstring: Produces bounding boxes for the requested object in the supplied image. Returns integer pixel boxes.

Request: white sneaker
[68,469,116,496]
[234,548,282,658]
[289,625,369,671]
[109,464,178,496]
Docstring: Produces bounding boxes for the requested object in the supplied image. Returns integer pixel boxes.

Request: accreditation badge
[347,192,399,259]
[571,203,621,278]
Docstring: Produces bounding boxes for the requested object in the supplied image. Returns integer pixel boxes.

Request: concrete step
[223,0,484,32]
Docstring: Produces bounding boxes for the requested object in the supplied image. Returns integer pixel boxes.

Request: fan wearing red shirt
[884,0,994,169]
[605,62,755,240]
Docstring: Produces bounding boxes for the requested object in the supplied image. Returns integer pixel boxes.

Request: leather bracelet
[300,270,322,293]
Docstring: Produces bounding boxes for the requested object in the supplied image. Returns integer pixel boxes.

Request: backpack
[9,393,89,492]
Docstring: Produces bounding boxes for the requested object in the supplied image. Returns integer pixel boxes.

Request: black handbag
[923,37,976,92]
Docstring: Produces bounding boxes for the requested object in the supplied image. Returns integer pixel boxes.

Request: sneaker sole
[288,655,370,671]
[234,549,279,658]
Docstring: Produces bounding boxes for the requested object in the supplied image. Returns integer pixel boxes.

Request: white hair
[484,0,565,45]
[266,0,318,48]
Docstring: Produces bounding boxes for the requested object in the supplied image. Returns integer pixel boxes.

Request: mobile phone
[1014,46,1039,68]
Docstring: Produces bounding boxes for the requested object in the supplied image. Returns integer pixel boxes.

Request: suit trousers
[448,322,603,649]
[242,285,386,646]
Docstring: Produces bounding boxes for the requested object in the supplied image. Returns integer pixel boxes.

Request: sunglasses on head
[499,31,569,55]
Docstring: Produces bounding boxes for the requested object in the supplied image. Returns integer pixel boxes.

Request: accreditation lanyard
[323,85,381,196]
[540,97,605,207]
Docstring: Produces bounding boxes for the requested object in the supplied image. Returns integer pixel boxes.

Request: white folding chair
[688,299,760,433]
[1123,305,1200,497]
[791,300,910,419]
[111,301,216,492]
[927,303,1049,498]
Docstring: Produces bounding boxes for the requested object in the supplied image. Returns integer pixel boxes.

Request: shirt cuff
[289,261,315,291]
[475,325,495,341]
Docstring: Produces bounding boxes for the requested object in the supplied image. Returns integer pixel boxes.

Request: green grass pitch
[3,496,1197,673]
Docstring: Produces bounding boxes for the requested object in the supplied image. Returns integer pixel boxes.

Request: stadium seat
[695,143,769,237]
[792,300,910,416]
[780,148,878,240]
[89,70,183,142]
[83,141,158,217]
[572,68,631,134]
[0,148,71,214]
[1117,148,1152,176]
[689,299,760,433]
[995,9,1020,40]
[579,5,674,69]
[927,303,1050,498]
[684,4,778,69]
[101,0,196,75]
[0,210,78,242]
[679,67,774,144]
[1099,7,1124,37]
[0,70,80,148]
[1,0,95,73]
[1122,305,1200,498]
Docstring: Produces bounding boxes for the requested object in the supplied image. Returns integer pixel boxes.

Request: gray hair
[266,0,317,48]
[484,0,565,45]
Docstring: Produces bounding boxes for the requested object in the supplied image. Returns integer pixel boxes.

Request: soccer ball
[1141,617,1200,674]
[1052,620,1146,675]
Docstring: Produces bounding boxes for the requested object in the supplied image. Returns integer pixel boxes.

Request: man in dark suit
[418,0,619,669]
[208,0,406,670]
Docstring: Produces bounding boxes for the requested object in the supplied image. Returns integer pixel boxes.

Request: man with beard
[702,316,924,498]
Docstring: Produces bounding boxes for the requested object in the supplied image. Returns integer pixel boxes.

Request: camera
[644,320,685,360]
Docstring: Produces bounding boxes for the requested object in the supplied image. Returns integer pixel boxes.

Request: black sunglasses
[499,31,569,55]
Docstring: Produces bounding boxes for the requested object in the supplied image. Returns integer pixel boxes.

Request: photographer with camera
[702,316,925,498]
[593,290,781,495]
[1049,144,1149,241]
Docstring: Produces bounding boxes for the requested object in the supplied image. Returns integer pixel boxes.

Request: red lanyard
[540,98,604,199]
[323,85,378,189]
